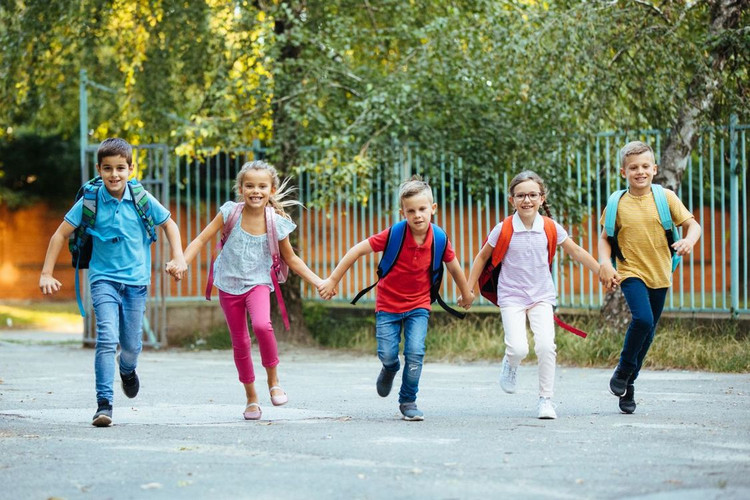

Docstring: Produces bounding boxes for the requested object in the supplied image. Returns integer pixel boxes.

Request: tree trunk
[265,1,312,343]
[603,0,746,328]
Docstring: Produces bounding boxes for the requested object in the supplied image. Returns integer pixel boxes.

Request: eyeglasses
[512,192,542,202]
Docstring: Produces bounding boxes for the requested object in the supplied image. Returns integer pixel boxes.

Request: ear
[653,164,658,175]
[399,206,405,218]
[620,167,626,178]
[95,164,101,174]
[431,202,437,214]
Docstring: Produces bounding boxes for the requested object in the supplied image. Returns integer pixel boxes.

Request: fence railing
[166,119,748,317]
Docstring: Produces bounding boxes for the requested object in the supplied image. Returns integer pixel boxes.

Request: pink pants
[219,286,279,384]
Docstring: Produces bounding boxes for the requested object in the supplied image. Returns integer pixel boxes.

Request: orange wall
[1,202,739,300]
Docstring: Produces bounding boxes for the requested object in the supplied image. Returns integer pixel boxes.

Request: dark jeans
[619,277,668,382]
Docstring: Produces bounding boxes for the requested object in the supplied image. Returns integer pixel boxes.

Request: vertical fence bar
[729,115,739,316]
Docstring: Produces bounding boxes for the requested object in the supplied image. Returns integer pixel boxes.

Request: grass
[303,303,750,373]
[0,302,81,331]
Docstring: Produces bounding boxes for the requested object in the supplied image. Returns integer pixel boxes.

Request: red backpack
[205,204,290,330]
[477,215,587,338]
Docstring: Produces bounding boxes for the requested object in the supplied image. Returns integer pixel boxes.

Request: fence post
[79,69,88,185]
[730,114,739,318]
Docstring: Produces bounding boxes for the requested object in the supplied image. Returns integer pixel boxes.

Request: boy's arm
[318,240,374,299]
[597,232,620,288]
[673,218,702,256]
[445,258,473,309]
[160,218,187,280]
[279,237,323,288]
[39,221,76,295]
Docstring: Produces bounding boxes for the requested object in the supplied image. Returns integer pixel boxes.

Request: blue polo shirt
[64,185,170,286]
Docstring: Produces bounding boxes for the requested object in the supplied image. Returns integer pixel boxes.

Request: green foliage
[180,325,234,351]
[302,302,375,349]
[0,133,80,208]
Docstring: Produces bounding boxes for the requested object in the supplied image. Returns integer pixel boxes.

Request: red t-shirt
[368,224,456,313]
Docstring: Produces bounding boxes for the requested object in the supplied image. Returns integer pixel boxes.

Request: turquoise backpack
[68,177,157,316]
[604,184,681,272]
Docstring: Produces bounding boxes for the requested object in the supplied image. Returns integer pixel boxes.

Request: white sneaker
[499,356,517,394]
[537,397,557,419]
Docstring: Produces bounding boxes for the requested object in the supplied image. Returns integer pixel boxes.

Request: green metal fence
[294,119,748,317]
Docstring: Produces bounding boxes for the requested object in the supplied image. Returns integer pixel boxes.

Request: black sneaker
[121,370,140,398]
[376,367,397,397]
[92,399,113,427]
[619,384,636,414]
[609,366,632,397]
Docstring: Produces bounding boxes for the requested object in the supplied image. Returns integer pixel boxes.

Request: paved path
[1,330,749,499]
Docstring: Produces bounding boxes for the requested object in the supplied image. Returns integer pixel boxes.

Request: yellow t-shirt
[600,188,694,288]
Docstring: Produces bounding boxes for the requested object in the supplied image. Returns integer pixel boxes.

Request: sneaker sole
[500,384,516,394]
[402,415,425,421]
[538,414,557,420]
[92,415,112,427]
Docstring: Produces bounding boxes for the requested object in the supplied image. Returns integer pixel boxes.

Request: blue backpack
[351,220,465,319]
[68,177,157,316]
[604,184,681,272]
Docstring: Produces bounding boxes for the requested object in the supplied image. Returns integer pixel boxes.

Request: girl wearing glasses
[463,170,604,419]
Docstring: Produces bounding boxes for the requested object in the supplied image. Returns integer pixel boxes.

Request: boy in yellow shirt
[598,141,701,414]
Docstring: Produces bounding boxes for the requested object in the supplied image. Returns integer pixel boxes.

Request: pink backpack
[205,204,290,329]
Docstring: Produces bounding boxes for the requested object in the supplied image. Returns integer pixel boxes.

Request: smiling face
[399,192,436,236]
[238,168,276,209]
[621,150,657,196]
[509,179,545,218]
[96,155,133,200]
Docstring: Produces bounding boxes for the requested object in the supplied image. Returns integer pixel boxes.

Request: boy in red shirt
[318,176,473,420]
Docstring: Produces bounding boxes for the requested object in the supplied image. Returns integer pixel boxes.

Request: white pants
[500,302,556,398]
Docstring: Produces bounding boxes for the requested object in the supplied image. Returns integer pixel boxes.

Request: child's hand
[457,291,474,310]
[672,238,695,256]
[598,262,619,290]
[39,274,61,295]
[165,259,187,281]
[317,278,337,300]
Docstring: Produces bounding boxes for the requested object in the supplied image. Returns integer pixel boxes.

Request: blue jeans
[619,277,668,381]
[375,308,430,404]
[91,280,147,403]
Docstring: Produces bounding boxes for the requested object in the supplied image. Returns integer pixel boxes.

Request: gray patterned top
[213,201,296,295]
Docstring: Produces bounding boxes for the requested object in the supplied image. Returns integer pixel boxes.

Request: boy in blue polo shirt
[39,138,187,427]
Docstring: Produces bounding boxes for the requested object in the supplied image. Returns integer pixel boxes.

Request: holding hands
[457,291,475,310]
[165,258,188,281]
[598,262,620,291]
[317,278,338,300]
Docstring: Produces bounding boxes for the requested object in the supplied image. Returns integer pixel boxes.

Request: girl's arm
[560,237,600,275]
[318,240,374,299]
[465,241,494,293]
[445,258,473,309]
[39,220,76,295]
[181,213,224,266]
[279,237,324,288]
[160,219,187,280]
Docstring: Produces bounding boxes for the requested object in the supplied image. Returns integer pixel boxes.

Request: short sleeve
[147,192,171,226]
[553,221,569,245]
[274,213,296,240]
[442,238,456,262]
[486,223,503,247]
[368,228,390,253]
[63,198,84,228]
[219,201,239,223]
[666,189,694,227]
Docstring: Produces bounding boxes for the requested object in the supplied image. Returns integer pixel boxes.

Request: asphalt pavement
[1,329,749,499]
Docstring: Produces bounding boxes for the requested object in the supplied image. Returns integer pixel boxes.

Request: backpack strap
[205,202,244,300]
[73,178,102,317]
[430,224,465,319]
[128,180,157,243]
[265,207,290,330]
[652,184,681,272]
[542,216,557,268]
[351,220,408,305]
[604,189,627,267]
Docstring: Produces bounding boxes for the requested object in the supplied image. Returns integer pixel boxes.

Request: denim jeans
[619,277,668,381]
[375,308,430,404]
[91,280,147,403]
